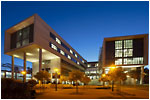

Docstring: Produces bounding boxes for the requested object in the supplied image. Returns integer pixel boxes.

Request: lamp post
[54,68,58,91]
[21,71,26,83]
[110,65,116,92]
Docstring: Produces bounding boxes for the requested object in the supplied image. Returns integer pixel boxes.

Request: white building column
[23,52,26,82]
[39,48,42,71]
[11,56,14,79]
[140,66,144,84]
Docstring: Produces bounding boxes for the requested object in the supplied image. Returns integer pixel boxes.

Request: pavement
[35,85,149,99]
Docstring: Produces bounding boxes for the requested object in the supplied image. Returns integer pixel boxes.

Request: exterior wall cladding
[4,14,87,76]
[100,34,148,68]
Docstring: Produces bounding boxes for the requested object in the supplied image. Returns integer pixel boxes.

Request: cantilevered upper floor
[4,14,87,71]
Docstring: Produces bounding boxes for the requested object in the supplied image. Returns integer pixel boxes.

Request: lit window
[75,54,78,58]
[115,50,122,57]
[115,59,122,65]
[124,57,143,65]
[60,50,65,55]
[82,60,84,63]
[90,71,97,74]
[124,40,132,49]
[16,42,21,48]
[77,62,79,65]
[70,49,73,54]
[87,64,91,67]
[56,37,61,44]
[115,41,122,49]
[51,44,57,51]
[124,49,133,57]
[133,57,143,64]
[68,55,71,59]
[124,58,133,65]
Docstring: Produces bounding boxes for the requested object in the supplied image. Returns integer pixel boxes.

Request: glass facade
[11,24,34,49]
[115,39,143,65]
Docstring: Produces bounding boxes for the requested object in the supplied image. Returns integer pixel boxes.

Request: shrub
[1,78,32,99]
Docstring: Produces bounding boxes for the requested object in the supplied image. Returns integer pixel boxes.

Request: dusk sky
[1,1,149,68]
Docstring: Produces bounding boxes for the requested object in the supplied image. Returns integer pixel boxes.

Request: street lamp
[54,68,59,91]
[21,71,26,83]
[110,65,116,92]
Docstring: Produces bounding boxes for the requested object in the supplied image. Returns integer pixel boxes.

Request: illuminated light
[13,55,19,57]
[126,75,130,77]
[82,60,84,63]
[42,49,46,52]
[54,68,59,73]
[42,62,45,64]
[31,60,38,62]
[102,74,106,77]
[124,71,128,73]
[68,55,71,59]
[21,71,26,75]
[26,53,32,56]
[56,38,61,44]
[77,62,79,65]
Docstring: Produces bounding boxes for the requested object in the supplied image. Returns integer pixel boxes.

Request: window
[115,59,122,65]
[50,32,56,40]
[22,39,29,46]
[67,55,71,59]
[124,49,133,57]
[115,41,122,49]
[51,44,57,51]
[124,57,143,65]
[115,50,122,57]
[60,50,65,55]
[56,37,61,44]
[82,60,84,63]
[75,54,78,58]
[124,40,133,49]
[70,49,73,54]
[124,58,133,65]
[77,62,79,65]
[133,57,143,64]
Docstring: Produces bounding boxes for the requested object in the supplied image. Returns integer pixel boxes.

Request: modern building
[85,61,101,85]
[4,14,87,82]
[99,34,148,84]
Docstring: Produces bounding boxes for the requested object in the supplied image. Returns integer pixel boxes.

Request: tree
[81,76,91,85]
[34,71,51,86]
[108,67,127,91]
[60,75,68,84]
[128,70,140,85]
[68,70,84,94]
[99,74,110,86]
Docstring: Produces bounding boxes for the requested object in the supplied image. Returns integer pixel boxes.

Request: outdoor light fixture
[102,74,106,77]
[54,68,59,72]
[21,71,26,75]
[13,55,19,57]
[26,53,33,56]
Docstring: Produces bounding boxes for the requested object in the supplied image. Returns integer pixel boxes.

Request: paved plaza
[35,85,149,99]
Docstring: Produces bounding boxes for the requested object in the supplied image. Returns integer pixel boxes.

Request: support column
[23,52,26,82]
[11,56,14,79]
[39,48,42,71]
[140,66,144,85]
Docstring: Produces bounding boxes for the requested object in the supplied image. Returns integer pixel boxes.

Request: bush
[28,79,37,89]
[1,78,32,99]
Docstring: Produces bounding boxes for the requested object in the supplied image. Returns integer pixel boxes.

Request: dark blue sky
[1,1,149,68]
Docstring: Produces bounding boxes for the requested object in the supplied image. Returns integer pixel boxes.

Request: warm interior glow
[102,74,106,77]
